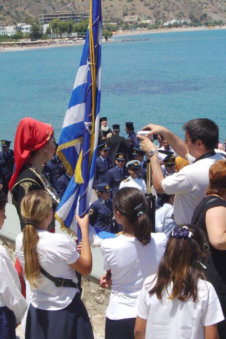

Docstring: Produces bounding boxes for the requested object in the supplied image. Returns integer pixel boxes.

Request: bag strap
[40,267,78,289]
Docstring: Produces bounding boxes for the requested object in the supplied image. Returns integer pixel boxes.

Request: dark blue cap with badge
[115,152,126,161]
[95,182,112,192]
[99,143,110,151]
[1,140,11,147]
[163,154,176,166]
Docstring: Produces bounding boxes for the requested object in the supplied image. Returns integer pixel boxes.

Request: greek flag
[55,0,102,234]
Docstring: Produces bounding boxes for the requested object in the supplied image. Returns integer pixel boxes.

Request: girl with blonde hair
[15,190,94,339]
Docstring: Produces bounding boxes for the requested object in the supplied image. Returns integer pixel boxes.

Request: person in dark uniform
[106,152,128,198]
[0,140,14,196]
[42,153,65,190]
[89,183,114,233]
[107,124,128,164]
[94,143,112,186]
[125,122,139,160]
[98,117,112,144]
[55,173,72,198]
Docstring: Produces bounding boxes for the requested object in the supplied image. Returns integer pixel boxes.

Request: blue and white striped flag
[56,0,102,234]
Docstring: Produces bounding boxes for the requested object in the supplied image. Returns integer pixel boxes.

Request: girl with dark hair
[100,187,167,339]
[135,225,224,339]
[0,190,27,338]
[15,190,94,339]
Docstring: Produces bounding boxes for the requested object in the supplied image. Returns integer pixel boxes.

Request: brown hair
[206,160,226,198]
[20,190,52,288]
[149,225,206,302]
[113,187,151,245]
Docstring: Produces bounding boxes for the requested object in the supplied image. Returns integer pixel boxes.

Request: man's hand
[142,123,167,137]
[137,135,157,154]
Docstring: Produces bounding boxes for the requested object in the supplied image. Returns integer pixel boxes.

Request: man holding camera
[138,118,224,225]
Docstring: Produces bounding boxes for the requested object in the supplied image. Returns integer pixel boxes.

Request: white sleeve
[101,239,116,271]
[162,171,192,195]
[0,255,27,323]
[142,179,147,193]
[137,282,149,320]
[202,283,225,326]
[56,236,79,265]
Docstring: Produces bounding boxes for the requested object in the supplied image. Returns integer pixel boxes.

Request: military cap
[126,160,141,170]
[132,147,140,156]
[115,152,126,161]
[1,140,11,147]
[163,154,176,166]
[95,182,112,192]
[112,124,120,131]
[125,122,134,130]
[99,143,110,151]
[100,117,107,123]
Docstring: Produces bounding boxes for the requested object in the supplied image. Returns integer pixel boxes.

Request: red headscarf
[9,117,53,190]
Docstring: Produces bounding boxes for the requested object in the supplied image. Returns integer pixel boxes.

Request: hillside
[0,0,225,26]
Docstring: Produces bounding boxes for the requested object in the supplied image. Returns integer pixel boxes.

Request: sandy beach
[1,25,226,53]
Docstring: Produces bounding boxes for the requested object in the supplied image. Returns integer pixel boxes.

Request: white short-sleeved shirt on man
[16,231,79,310]
[162,153,224,225]
[137,275,224,339]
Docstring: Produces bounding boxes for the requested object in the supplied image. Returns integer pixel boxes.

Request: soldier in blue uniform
[42,153,65,190]
[106,152,128,198]
[55,173,72,198]
[89,183,114,233]
[94,143,112,186]
[125,122,139,160]
[0,140,14,196]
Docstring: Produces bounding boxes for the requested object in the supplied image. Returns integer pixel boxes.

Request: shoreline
[0,25,226,53]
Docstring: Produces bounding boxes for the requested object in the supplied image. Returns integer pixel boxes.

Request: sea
[0,29,226,143]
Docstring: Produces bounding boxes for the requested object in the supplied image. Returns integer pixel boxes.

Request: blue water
[0,29,226,143]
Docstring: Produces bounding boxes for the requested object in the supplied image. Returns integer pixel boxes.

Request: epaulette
[123,178,130,182]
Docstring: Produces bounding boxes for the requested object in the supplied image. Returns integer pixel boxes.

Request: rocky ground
[0,236,110,339]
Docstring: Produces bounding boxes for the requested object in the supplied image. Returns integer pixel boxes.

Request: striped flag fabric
[55,0,102,235]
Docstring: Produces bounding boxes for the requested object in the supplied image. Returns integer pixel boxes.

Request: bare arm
[70,214,92,275]
[205,324,219,339]
[142,123,188,159]
[138,136,165,193]
[134,317,147,339]
[205,206,226,250]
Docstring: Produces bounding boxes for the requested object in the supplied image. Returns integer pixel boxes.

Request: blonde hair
[20,190,52,288]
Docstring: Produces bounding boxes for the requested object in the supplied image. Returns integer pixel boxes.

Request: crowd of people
[0,116,225,339]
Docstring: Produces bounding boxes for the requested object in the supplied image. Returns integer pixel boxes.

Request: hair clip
[171,226,192,239]
[134,203,143,211]
[137,211,144,217]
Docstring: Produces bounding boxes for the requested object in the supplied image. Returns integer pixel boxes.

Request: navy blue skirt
[105,317,136,339]
[0,306,16,339]
[25,293,94,339]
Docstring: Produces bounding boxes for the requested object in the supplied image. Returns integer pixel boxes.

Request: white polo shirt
[162,153,224,225]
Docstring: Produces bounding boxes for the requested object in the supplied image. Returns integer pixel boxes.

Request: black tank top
[192,196,226,294]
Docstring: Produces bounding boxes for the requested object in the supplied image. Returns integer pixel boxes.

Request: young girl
[15,190,94,339]
[0,190,27,338]
[101,187,167,339]
[135,225,224,339]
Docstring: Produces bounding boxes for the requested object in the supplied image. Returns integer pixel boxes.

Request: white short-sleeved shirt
[162,153,224,225]
[137,275,224,339]
[15,231,79,310]
[101,233,167,320]
[155,203,175,236]
[0,244,27,323]
[119,176,147,194]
